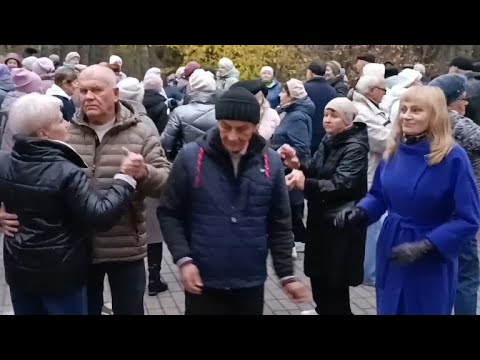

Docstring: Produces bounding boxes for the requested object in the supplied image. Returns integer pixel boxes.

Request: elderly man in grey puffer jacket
[429,74,480,316]
[161,69,218,161]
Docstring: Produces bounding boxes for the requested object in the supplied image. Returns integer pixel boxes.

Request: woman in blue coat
[271,79,315,251]
[335,86,480,315]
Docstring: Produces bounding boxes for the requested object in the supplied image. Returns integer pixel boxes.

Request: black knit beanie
[215,87,260,124]
[357,52,376,63]
[230,79,268,98]
[450,56,473,71]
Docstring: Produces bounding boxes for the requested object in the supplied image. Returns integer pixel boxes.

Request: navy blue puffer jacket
[158,127,295,289]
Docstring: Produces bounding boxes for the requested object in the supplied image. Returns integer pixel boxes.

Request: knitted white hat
[65,52,80,63]
[118,77,144,103]
[109,55,123,65]
[189,69,216,92]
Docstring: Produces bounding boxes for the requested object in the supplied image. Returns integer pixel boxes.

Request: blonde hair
[383,86,454,166]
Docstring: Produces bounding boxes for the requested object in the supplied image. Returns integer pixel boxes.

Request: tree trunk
[78,45,91,65]
[435,45,474,72]
[44,45,61,56]
[138,45,150,77]
[148,46,158,68]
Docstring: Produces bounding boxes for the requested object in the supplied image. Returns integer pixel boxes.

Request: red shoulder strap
[194,147,205,188]
[263,153,270,180]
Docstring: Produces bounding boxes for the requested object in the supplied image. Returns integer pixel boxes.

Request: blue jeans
[10,286,87,315]
[364,214,386,285]
[455,237,479,315]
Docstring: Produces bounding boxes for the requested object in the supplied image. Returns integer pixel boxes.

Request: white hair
[219,57,234,70]
[356,75,386,95]
[413,63,426,75]
[9,93,63,137]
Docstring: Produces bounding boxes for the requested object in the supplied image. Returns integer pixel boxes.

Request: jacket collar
[12,136,88,168]
[353,91,386,116]
[72,100,140,130]
[199,127,268,160]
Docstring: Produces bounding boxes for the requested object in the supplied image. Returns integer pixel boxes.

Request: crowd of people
[0,47,479,316]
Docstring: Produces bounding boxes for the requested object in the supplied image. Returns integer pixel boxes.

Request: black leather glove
[391,239,435,266]
[334,207,367,228]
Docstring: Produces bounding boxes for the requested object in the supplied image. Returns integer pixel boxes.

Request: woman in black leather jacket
[0,93,137,315]
[284,97,369,315]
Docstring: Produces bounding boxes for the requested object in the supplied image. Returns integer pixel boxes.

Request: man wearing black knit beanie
[158,87,310,315]
[449,56,480,125]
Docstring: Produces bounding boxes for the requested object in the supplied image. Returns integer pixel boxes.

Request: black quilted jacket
[160,91,217,161]
[0,137,134,295]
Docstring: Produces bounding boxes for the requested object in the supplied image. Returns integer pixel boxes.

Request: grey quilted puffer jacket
[450,111,480,194]
[160,91,217,161]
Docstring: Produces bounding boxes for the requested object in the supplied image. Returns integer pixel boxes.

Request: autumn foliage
[166,45,315,81]
[164,45,451,82]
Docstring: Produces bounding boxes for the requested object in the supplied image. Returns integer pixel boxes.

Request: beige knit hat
[325,97,358,125]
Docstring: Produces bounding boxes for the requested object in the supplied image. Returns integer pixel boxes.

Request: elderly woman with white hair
[352,74,391,287]
[216,57,239,90]
[282,97,369,315]
[0,93,136,315]
[259,66,282,109]
[110,55,127,82]
[414,63,429,84]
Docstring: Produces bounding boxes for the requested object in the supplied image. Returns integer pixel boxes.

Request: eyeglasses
[374,86,387,93]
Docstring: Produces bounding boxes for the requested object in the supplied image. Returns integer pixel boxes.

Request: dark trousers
[310,278,352,315]
[87,260,146,315]
[147,243,163,271]
[185,286,264,315]
[291,203,306,244]
[455,237,480,315]
[10,286,87,315]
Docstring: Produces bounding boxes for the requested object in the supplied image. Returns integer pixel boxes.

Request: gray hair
[78,64,117,88]
[9,93,63,137]
[54,66,77,86]
[356,75,386,96]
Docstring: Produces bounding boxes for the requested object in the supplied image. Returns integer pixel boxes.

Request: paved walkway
[0,236,478,315]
